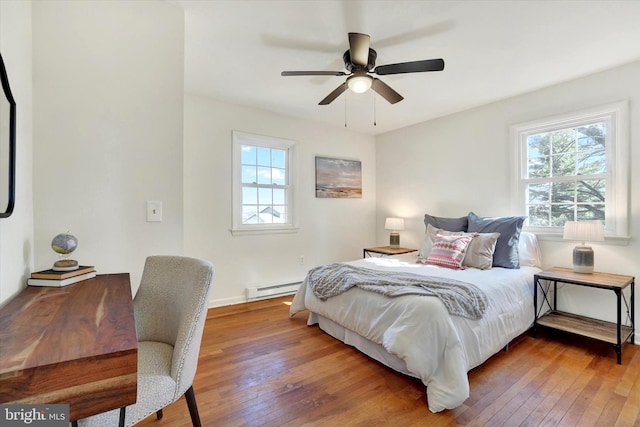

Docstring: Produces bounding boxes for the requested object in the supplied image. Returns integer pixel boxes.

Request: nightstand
[363,246,417,258]
[533,267,635,364]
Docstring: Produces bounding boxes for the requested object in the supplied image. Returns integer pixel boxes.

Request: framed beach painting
[315,156,362,198]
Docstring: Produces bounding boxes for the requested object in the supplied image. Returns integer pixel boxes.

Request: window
[232,131,296,235]
[511,102,629,239]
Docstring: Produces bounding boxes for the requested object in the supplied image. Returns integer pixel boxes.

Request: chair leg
[156,409,163,420]
[185,385,201,427]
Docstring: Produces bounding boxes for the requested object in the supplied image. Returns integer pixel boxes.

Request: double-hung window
[232,131,296,235]
[511,101,629,239]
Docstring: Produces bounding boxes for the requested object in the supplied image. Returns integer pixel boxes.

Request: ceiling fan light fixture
[282,32,445,106]
[347,74,373,93]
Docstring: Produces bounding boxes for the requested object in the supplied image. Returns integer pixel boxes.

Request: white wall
[32,0,185,292]
[184,94,376,306]
[376,60,640,329]
[0,0,34,306]
[13,0,636,328]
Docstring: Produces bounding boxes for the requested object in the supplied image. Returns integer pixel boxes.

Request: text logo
[0,405,69,426]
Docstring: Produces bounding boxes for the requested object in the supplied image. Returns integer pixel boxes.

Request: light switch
[147,201,162,222]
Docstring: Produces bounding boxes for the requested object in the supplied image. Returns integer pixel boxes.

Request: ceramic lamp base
[389,232,400,248]
[573,245,594,274]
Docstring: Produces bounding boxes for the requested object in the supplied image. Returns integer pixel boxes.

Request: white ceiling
[173,0,640,136]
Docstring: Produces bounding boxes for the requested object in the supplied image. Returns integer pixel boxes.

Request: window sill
[527,230,631,246]
[230,226,300,236]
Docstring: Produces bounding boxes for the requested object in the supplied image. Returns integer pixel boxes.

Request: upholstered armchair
[78,256,214,427]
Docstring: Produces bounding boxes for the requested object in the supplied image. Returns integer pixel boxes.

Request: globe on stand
[51,233,79,271]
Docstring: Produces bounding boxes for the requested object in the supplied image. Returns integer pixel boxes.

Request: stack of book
[28,265,96,287]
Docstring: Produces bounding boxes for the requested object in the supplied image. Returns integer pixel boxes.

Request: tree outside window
[512,102,629,238]
[525,122,606,227]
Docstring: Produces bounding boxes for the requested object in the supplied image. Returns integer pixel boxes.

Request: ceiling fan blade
[262,34,340,53]
[374,21,454,49]
[372,78,403,104]
[348,32,370,67]
[374,58,445,75]
[281,71,346,76]
[319,83,348,105]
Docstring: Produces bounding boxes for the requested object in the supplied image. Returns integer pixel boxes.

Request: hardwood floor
[137,296,639,427]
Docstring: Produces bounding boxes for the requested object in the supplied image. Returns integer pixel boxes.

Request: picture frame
[315,156,362,198]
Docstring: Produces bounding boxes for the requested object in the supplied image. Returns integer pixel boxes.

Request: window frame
[231,131,298,236]
[510,101,629,241]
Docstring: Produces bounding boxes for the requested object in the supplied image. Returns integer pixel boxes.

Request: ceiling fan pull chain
[344,85,348,127]
[373,87,377,126]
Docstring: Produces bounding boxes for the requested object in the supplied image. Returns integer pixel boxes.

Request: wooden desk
[0,273,138,422]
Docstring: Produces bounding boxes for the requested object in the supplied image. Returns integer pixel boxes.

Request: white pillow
[518,232,542,267]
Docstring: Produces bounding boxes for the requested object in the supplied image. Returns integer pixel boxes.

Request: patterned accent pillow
[422,234,474,270]
[462,232,501,270]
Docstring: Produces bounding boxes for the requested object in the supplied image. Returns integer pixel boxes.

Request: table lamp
[563,221,604,273]
[385,217,405,248]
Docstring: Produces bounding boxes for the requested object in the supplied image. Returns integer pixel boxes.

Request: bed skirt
[309,311,417,379]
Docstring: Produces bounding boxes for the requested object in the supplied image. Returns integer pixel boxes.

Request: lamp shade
[563,221,604,243]
[384,217,405,231]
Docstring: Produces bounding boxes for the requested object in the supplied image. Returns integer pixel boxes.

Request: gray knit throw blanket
[307,263,488,320]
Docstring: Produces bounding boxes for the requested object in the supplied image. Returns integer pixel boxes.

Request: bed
[289,213,543,412]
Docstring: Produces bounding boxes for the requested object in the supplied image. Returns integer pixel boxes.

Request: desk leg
[119,407,126,427]
[70,408,125,426]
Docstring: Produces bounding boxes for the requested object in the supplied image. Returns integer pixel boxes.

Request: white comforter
[290,254,540,412]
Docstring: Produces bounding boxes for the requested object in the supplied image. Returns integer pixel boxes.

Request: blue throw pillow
[424,213,468,232]
[467,212,526,269]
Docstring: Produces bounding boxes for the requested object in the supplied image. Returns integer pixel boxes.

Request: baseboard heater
[246,281,302,301]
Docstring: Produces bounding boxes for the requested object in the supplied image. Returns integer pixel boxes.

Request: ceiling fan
[281,32,445,105]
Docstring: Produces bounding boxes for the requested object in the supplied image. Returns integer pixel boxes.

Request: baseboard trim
[208,295,245,308]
